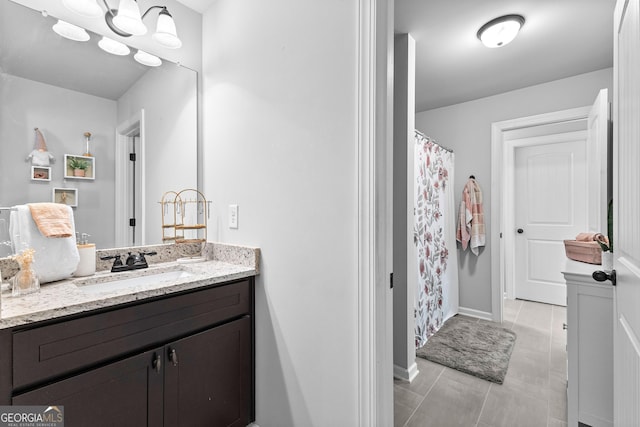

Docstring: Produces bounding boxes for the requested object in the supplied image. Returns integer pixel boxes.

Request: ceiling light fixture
[477,14,525,48]
[52,19,90,41]
[62,0,182,49]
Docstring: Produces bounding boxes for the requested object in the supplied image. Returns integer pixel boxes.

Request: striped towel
[456,178,485,255]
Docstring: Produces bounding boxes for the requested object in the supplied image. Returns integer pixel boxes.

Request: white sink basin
[75,269,193,294]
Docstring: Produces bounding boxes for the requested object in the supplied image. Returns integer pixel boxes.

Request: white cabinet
[562,260,613,427]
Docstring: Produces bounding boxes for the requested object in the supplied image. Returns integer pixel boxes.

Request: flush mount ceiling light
[62,0,182,49]
[52,19,90,41]
[477,14,525,48]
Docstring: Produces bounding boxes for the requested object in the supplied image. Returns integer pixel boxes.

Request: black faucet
[100,251,157,273]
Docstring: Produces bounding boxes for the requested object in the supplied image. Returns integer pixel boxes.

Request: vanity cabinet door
[13,348,164,427]
[164,316,251,427]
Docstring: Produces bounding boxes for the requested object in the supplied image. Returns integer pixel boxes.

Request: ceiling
[5,0,614,109]
[175,0,212,14]
[395,0,615,112]
[1,1,151,100]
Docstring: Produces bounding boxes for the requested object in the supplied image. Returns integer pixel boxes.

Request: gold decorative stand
[160,189,210,261]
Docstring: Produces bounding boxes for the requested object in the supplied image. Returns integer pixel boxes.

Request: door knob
[592,269,616,286]
[517,228,524,234]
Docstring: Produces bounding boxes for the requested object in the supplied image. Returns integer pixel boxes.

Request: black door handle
[592,269,616,286]
[517,228,524,234]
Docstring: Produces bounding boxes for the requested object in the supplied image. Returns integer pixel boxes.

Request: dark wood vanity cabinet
[0,277,255,427]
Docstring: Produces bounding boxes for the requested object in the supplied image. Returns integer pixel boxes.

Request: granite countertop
[0,243,259,329]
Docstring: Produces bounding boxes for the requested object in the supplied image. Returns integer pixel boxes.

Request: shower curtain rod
[414,129,454,153]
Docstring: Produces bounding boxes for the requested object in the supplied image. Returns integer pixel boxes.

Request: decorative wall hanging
[26,128,55,166]
[83,132,93,157]
[31,166,51,181]
[52,188,78,207]
[64,154,95,180]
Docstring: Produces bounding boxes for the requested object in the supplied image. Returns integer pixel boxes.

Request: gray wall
[415,67,613,316]
[202,0,361,425]
[0,74,117,248]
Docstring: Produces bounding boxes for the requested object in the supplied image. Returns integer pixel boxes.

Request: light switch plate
[229,204,238,229]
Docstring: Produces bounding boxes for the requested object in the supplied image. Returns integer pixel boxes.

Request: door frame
[491,106,590,321]
[114,109,146,248]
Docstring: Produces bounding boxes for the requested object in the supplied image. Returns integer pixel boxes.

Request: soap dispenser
[75,233,96,277]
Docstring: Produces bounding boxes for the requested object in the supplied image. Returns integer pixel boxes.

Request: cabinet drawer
[13,279,250,390]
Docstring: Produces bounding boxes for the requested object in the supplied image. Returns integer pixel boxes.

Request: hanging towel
[10,205,79,283]
[456,178,485,255]
[28,203,73,238]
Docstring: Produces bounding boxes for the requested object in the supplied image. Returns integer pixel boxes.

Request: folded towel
[575,232,609,247]
[575,232,597,241]
[28,203,73,238]
[10,205,79,283]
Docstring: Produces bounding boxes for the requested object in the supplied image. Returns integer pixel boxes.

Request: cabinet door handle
[168,347,179,366]
[153,353,162,372]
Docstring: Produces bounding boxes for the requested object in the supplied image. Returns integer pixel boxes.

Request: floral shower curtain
[414,131,459,348]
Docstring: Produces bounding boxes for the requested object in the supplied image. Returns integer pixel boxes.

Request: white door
[612,0,640,424]
[514,132,588,306]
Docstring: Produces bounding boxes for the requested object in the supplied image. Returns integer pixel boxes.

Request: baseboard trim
[393,361,419,383]
[458,306,493,321]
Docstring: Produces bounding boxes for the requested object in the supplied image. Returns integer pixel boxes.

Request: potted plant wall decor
[64,154,95,180]
[69,157,89,177]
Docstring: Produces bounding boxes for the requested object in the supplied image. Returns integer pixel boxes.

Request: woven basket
[563,240,602,265]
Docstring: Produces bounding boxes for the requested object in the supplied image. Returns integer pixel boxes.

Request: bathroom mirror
[0,0,198,253]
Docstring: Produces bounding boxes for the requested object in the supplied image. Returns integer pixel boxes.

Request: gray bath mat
[416,315,517,384]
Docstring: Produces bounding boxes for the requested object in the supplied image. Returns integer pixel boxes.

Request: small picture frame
[52,188,78,208]
[31,166,51,181]
[64,154,95,180]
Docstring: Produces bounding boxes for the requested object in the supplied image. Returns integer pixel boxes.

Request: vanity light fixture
[134,49,162,66]
[52,19,90,42]
[62,0,182,49]
[98,35,130,55]
[477,14,525,48]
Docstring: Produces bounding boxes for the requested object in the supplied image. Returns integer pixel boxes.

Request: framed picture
[52,188,78,208]
[31,166,51,181]
[64,154,95,180]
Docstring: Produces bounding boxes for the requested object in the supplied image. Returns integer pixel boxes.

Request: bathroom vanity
[0,243,259,427]
[562,259,613,427]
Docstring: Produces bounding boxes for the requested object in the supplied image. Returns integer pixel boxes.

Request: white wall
[415,68,613,316]
[202,0,360,425]
[0,74,117,248]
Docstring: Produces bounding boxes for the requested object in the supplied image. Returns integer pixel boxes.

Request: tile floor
[394,299,567,427]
